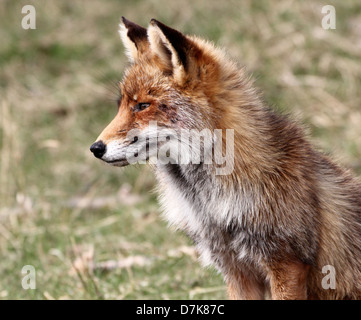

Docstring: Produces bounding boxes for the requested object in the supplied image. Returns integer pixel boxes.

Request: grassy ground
[0,0,360,299]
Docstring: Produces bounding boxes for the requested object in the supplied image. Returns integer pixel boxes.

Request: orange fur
[91,18,361,300]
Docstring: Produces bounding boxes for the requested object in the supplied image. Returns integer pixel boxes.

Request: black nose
[90,140,106,158]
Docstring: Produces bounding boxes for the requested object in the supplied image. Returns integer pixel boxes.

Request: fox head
[90,18,246,170]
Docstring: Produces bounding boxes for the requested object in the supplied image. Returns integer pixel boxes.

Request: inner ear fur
[119,17,148,63]
[148,19,195,82]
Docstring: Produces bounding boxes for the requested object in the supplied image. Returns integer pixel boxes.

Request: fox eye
[134,103,150,112]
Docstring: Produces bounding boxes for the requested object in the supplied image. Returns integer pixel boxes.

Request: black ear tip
[150,18,159,26]
[122,16,130,25]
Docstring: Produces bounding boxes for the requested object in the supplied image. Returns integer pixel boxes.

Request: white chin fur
[101,140,128,163]
[101,139,149,165]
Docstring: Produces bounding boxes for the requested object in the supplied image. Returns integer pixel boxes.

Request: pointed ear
[119,17,148,63]
[148,19,192,83]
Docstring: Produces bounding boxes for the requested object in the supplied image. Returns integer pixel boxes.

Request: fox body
[90,18,361,299]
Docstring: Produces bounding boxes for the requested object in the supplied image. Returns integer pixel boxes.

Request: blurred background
[0,0,360,299]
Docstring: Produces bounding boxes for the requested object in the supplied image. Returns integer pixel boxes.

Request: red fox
[90,17,361,299]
